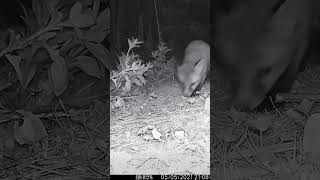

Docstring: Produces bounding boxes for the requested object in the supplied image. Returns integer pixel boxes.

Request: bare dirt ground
[110,76,210,175]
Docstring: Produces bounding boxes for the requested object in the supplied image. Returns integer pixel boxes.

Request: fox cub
[176,40,210,97]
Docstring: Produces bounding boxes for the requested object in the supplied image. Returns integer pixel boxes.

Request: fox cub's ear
[193,58,204,73]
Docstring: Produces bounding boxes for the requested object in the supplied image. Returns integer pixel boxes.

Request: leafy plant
[110,38,153,93]
[151,41,171,63]
[151,41,174,77]
[0,0,112,101]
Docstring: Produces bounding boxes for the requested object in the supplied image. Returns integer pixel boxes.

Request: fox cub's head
[176,58,205,97]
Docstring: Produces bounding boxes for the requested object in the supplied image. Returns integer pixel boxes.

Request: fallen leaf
[248,115,272,132]
[214,127,241,142]
[142,134,153,141]
[175,130,185,140]
[187,97,196,104]
[151,128,162,140]
[285,108,305,123]
[14,110,47,145]
[114,97,124,108]
[303,113,320,161]
[149,93,158,98]
[228,107,248,123]
[256,150,278,166]
[296,99,313,116]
